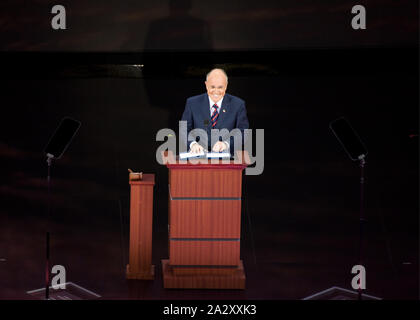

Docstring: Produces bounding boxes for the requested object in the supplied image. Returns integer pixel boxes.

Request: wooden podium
[162,152,249,289]
[126,174,155,280]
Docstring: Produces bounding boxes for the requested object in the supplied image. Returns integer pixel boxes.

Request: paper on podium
[179,151,231,160]
[179,151,205,160]
[206,152,231,158]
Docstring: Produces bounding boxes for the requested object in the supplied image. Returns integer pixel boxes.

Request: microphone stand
[45,153,54,300]
[357,155,366,300]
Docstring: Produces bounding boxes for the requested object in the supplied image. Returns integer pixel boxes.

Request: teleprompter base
[126,264,155,280]
[162,259,245,289]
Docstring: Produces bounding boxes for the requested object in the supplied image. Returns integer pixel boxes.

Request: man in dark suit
[181,68,249,153]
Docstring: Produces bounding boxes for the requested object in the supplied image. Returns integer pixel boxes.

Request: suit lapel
[216,94,230,129]
[201,94,211,128]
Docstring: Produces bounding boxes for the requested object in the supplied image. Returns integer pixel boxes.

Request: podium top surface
[162,151,251,170]
[167,161,247,170]
[129,173,155,185]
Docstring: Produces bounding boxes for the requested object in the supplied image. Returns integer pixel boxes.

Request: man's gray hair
[206,68,228,83]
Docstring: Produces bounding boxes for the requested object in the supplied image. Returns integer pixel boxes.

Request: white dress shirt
[190,96,229,150]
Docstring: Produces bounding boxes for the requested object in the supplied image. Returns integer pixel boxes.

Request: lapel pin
[223,109,226,113]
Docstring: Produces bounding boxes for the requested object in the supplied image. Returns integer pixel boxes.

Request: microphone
[203,120,209,127]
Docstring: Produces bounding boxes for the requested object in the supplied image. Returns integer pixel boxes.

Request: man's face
[205,72,227,103]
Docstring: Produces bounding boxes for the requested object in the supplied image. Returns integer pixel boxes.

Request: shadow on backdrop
[142,0,214,132]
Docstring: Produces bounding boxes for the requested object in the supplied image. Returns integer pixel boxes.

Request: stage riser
[162,260,245,289]
[169,241,240,266]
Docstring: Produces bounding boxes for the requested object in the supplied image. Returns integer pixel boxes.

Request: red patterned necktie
[211,104,219,128]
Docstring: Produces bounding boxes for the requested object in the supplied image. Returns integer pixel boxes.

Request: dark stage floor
[0,160,418,300]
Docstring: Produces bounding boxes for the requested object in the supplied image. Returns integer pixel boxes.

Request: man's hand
[212,141,228,153]
[190,142,204,154]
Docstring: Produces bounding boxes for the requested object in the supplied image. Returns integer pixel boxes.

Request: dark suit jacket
[180,93,249,152]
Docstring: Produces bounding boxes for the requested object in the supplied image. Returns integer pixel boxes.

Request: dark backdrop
[0,0,417,51]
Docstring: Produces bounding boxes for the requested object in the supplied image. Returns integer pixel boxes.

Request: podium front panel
[169,199,241,238]
[163,160,247,289]
[170,169,243,198]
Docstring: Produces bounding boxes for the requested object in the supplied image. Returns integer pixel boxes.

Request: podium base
[162,259,245,289]
[126,264,155,280]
